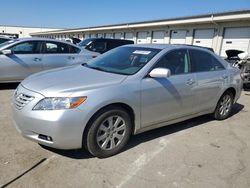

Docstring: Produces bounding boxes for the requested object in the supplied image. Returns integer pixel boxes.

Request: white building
[31,10,250,57]
[0,25,60,38]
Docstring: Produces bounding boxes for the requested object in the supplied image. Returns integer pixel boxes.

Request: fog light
[38,134,53,142]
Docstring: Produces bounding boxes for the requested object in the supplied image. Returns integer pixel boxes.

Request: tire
[243,83,250,90]
[213,91,234,120]
[84,107,132,158]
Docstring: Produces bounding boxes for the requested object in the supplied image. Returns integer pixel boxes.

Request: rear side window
[154,49,190,75]
[45,42,71,54]
[68,45,80,54]
[190,49,225,72]
[10,41,40,54]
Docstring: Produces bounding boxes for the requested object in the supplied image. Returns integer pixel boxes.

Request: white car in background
[0,38,98,83]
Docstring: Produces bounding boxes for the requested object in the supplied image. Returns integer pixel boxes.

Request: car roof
[7,37,81,48]
[124,44,214,52]
[86,38,133,42]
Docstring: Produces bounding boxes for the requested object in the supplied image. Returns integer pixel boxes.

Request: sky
[0,0,250,29]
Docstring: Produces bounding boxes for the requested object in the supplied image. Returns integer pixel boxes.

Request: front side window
[190,49,225,72]
[85,47,160,75]
[10,41,40,54]
[154,49,190,75]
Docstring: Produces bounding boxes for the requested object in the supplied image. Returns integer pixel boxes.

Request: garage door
[105,33,113,38]
[97,33,103,38]
[220,27,250,57]
[152,31,165,43]
[114,33,123,39]
[193,29,214,48]
[137,32,148,44]
[125,32,134,41]
[170,30,187,44]
[91,34,96,38]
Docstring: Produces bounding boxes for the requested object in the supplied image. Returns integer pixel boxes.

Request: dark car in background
[0,36,11,44]
[78,38,134,54]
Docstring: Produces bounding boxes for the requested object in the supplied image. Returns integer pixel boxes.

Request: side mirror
[149,68,171,78]
[238,52,250,61]
[1,49,12,55]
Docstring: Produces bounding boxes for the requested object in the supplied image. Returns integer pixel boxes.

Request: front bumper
[11,85,87,149]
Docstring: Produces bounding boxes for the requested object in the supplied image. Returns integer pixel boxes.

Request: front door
[141,49,196,127]
[0,41,43,82]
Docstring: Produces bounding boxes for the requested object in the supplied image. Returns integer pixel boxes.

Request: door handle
[222,75,228,80]
[33,57,41,61]
[68,56,75,60]
[186,79,195,85]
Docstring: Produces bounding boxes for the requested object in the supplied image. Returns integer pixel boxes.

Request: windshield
[78,38,93,47]
[85,46,161,75]
[0,39,17,49]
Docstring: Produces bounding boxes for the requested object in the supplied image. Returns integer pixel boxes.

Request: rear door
[42,41,80,70]
[141,49,196,127]
[0,40,43,81]
[189,49,227,112]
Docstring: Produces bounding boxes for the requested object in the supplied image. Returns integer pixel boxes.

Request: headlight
[33,97,87,110]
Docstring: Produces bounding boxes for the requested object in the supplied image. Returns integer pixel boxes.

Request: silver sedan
[12,44,242,158]
[0,38,98,83]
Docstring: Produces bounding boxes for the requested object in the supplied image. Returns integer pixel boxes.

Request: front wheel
[213,91,234,120]
[84,107,132,158]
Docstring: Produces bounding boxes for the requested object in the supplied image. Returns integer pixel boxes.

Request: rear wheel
[84,107,132,158]
[213,91,234,120]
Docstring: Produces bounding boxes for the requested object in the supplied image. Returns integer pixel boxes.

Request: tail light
[240,70,245,80]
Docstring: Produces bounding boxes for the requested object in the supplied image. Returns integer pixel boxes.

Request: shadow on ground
[41,103,244,159]
[0,83,19,90]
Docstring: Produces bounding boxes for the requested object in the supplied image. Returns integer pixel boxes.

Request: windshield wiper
[83,64,107,72]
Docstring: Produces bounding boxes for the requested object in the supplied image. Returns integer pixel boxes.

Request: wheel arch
[82,102,136,148]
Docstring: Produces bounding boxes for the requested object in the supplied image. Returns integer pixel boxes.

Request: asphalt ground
[0,83,250,188]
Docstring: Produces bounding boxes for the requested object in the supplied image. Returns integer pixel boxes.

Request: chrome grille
[15,93,34,110]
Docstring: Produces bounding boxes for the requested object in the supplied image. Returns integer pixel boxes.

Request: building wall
[0,26,59,38]
[31,11,250,57]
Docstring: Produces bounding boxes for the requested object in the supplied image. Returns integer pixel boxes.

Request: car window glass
[0,38,9,44]
[10,41,40,54]
[68,45,80,54]
[154,49,190,75]
[190,49,225,72]
[45,42,70,54]
[87,41,107,52]
[87,47,160,75]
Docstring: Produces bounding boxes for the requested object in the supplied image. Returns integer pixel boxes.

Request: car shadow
[40,103,244,159]
[0,83,19,90]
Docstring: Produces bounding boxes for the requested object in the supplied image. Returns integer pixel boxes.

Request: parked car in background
[12,44,242,158]
[78,38,134,55]
[63,37,81,44]
[225,49,250,89]
[0,38,98,83]
[0,36,11,44]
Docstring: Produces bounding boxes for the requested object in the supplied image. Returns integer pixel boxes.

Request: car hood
[225,49,244,59]
[21,65,127,96]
